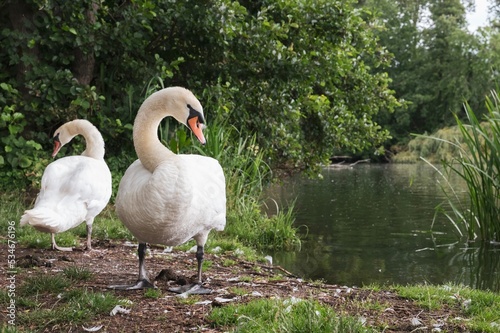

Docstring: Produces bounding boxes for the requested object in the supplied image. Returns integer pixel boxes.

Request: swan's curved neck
[133,96,175,173]
[75,121,105,160]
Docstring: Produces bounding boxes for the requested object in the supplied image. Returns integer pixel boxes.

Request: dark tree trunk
[72,0,99,85]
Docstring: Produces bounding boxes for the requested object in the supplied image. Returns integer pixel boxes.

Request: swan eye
[196,120,206,130]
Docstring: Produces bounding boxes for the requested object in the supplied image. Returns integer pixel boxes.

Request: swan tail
[20,207,67,234]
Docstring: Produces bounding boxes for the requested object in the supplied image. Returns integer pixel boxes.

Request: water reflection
[267,164,500,291]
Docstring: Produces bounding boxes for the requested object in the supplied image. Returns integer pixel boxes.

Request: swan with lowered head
[20,119,112,251]
[110,86,226,293]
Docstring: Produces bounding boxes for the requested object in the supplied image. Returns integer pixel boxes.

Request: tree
[0,0,399,188]
[364,0,497,148]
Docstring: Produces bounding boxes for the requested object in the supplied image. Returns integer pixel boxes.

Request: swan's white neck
[132,87,205,173]
[133,90,179,173]
[71,120,105,160]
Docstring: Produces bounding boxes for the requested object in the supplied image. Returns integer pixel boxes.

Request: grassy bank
[2,191,500,332]
[1,240,500,332]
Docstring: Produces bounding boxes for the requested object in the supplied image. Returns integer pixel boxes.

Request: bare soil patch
[1,241,470,332]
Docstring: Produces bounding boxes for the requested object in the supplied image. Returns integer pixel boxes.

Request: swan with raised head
[110,86,226,293]
[20,119,112,251]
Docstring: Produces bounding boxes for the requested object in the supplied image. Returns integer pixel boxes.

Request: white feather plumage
[20,119,112,251]
[112,87,226,291]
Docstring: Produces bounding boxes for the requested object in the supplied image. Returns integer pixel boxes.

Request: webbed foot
[51,233,73,251]
[52,244,73,251]
[108,279,156,290]
[169,283,212,296]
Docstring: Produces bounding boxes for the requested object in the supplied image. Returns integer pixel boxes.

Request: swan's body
[116,156,225,246]
[20,119,112,251]
[111,86,226,292]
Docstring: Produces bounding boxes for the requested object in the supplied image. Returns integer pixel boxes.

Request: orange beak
[51,140,62,158]
[188,116,206,145]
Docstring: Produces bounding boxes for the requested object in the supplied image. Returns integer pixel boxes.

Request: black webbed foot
[108,279,156,290]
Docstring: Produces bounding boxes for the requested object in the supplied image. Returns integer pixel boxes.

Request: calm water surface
[268,163,500,291]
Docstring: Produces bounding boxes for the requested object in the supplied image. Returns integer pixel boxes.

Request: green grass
[88,207,134,240]
[224,199,301,251]
[209,298,376,333]
[228,287,249,296]
[19,275,71,295]
[5,272,127,331]
[420,92,500,242]
[63,266,94,281]
[0,325,28,333]
[446,98,500,242]
[350,298,389,313]
[203,259,214,270]
[144,288,162,299]
[238,276,253,283]
[18,289,122,330]
[222,258,237,267]
[393,283,500,332]
[176,295,202,305]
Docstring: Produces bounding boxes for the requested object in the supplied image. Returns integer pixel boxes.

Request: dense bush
[0,0,398,190]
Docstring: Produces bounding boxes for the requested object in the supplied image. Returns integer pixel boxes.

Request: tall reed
[427,91,500,242]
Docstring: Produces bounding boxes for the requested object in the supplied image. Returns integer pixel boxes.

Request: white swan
[20,119,112,251]
[110,87,226,293]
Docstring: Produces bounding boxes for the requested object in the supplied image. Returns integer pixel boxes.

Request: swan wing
[21,156,112,233]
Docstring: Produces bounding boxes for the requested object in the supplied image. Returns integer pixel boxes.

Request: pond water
[267,163,500,291]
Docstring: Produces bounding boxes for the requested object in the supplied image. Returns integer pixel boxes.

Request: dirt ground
[1,241,470,332]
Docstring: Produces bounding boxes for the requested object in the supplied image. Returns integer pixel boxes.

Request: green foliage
[392,125,466,163]
[209,298,377,333]
[90,210,135,240]
[0,325,26,333]
[1,0,397,190]
[198,0,396,172]
[364,0,497,148]
[0,83,46,188]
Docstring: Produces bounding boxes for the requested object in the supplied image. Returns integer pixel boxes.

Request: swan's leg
[51,233,73,251]
[195,245,204,283]
[85,223,93,250]
[169,245,212,295]
[108,242,156,290]
[137,242,151,282]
